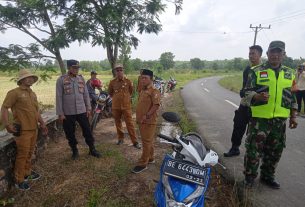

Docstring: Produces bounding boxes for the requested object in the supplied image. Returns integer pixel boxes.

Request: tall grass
[218,74,243,93]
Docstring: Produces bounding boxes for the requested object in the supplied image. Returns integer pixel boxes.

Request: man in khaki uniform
[137,69,144,93]
[1,69,48,190]
[108,64,140,149]
[132,69,161,173]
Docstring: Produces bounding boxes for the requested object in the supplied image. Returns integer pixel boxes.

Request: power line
[162,30,252,34]
[252,8,305,24]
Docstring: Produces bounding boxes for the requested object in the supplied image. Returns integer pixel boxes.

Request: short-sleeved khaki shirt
[136,84,161,124]
[2,86,39,130]
[108,77,134,110]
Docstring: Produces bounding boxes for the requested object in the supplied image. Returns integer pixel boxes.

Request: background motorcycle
[166,77,177,92]
[154,112,219,207]
[154,76,166,95]
[90,91,112,132]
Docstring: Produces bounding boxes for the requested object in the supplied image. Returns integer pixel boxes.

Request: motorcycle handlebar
[158,134,177,143]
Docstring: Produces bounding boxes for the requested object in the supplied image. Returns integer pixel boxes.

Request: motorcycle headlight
[97,94,107,103]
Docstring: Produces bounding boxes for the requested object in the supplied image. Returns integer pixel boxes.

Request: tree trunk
[107,45,117,77]
[55,50,65,75]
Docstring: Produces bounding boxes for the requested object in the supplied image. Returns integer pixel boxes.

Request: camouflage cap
[114,63,123,69]
[268,40,285,51]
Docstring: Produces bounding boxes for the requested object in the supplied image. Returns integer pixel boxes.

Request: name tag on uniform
[260,71,268,78]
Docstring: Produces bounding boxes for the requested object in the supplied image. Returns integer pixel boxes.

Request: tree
[129,58,143,71]
[159,52,175,70]
[118,42,132,73]
[0,0,71,74]
[66,0,183,75]
[212,62,218,70]
[190,58,204,70]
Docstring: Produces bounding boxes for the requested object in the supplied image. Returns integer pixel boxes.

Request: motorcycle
[154,76,166,95]
[166,77,177,92]
[154,112,219,207]
[90,91,112,132]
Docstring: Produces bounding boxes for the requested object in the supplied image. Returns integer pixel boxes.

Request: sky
[1,0,305,61]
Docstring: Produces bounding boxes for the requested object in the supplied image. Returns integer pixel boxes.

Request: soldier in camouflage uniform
[243,41,298,189]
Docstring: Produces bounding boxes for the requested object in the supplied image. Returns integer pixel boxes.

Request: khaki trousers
[138,123,157,167]
[112,109,137,144]
[14,130,37,183]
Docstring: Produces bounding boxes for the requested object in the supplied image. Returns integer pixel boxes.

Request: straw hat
[17,69,38,85]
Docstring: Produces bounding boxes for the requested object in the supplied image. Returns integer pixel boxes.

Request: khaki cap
[114,64,123,69]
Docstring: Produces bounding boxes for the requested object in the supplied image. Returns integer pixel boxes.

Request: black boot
[260,177,280,189]
[224,146,240,157]
[89,146,101,158]
[71,147,79,160]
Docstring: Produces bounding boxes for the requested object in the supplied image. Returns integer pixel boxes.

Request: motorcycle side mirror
[162,112,181,123]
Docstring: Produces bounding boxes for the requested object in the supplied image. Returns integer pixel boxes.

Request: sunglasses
[116,69,124,72]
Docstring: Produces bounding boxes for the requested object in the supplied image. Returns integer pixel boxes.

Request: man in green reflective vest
[243,41,298,189]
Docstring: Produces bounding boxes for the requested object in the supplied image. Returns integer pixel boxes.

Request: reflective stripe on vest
[251,68,294,118]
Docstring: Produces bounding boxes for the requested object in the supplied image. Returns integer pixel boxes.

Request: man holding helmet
[86,71,103,109]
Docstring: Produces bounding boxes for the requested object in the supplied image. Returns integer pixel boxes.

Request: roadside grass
[218,74,242,94]
[9,142,139,207]
[163,90,196,133]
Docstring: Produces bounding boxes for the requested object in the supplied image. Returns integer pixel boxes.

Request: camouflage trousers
[244,117,287,180]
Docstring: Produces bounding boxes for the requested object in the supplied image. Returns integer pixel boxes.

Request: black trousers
[63,113,95,148]
[296,90,305,113]
[231,105,251,147]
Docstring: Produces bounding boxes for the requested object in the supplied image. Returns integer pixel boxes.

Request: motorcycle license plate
[163,158,207,186]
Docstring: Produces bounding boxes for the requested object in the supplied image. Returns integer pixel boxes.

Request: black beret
[67,59,80,68]
[142,69,153,78]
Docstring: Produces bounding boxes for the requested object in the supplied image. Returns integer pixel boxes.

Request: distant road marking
[201,83,204,86]
[203,88,210,93]
[225,100,238,108]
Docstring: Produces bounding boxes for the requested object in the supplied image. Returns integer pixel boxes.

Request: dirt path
[7,93,237,207]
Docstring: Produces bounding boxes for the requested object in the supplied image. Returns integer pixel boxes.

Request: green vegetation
[166,90,197,133]
[218,74,243,93]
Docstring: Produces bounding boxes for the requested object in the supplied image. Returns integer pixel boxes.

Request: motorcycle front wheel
[90,113,100,132]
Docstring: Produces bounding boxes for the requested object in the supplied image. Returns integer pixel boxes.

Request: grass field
[218,74,243,94]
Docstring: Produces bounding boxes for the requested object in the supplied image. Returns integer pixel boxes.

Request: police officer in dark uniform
[224,45,263,157]
[56,59,101,159]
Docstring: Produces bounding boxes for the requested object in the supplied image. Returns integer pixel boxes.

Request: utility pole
[250,24,271,45]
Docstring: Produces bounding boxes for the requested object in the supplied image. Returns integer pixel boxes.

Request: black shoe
[24,171,41,181]
[89,147,101,158]
[244,176,255,188]
[117,140,124,145]
[15,181,30,191]
[132,166,148,174]
[71,148,79,160]
[260,177,280,189]
[133,142,141,149]
[224,147,240,157]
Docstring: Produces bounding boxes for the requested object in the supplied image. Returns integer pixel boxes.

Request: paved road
[181,76,305,207]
